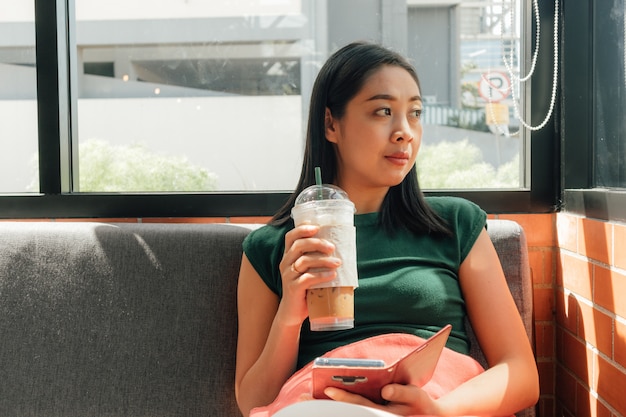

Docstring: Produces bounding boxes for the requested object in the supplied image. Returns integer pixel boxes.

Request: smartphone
[312,358,387,390]
[313,358,386,368]
[311,325,452,404]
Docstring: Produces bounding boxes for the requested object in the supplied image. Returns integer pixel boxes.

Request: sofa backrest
[0,222,251,417]
[0,220,533,417]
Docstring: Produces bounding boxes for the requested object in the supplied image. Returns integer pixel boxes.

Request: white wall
[0,100,38,192]
[1,95,303,192]
[77,95,303,191]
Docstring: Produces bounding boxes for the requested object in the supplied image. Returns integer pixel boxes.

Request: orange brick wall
[5,212,626,417]
[500,212,626,417]
[553,212,626,417]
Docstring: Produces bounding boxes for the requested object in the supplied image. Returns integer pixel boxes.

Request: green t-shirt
[242,196,487,369]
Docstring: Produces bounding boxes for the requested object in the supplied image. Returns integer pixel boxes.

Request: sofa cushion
[0,222,251,417]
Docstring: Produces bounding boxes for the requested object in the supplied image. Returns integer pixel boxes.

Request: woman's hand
[276,224,342,327]
[323,384,440,416]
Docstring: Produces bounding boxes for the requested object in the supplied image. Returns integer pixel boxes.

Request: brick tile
[555,401,575,417]
[500,213,555,247]
[560,330,593,385]
[579,218,612,265]
[528,250,544,285]
[535,322,555,358]
[538,360,555,395]
[616,320,626,368]
[596,401,612,417]
[555,402,574,417]
[534,287,555,321]
[577,381,592,417]
[544,249,556,285]
[556,252,564,288]
[578,302,612,356]
[556,289,578,334]
[594,265,626,319]
[141,217,227,223]
[615,223,626,270]
[595,355,626,416]
[556,364,577,414]
[556,325,563,358]
[557,213,578,253]
[529,248,555,285]
[560,252,593,300]
[228,216,271,224]
[538,397,555,417]
[595,397,612,417]
[576,381,612,417]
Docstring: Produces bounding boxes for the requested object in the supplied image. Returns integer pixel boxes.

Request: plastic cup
[291,184,358,331]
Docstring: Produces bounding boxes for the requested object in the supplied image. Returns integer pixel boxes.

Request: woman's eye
[411,109,423,119]
[375,108,392,116]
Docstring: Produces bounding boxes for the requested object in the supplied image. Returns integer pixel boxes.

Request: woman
[235,41,539,416]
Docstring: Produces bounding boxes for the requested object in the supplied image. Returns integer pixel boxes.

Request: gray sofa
[0,220,534,417]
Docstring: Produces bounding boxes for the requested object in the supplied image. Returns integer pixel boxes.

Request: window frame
[0,0,560,219]
[561,0,626,223]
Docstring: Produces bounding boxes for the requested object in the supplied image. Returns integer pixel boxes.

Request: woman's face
[325,65,423,194]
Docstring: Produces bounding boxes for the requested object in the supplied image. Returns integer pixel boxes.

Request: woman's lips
[385,151,410,165]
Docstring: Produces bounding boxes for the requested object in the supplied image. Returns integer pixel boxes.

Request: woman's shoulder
[242,220,292,254]
[424,196,485,220]
[424,196,487,260]
[424,196,487,234]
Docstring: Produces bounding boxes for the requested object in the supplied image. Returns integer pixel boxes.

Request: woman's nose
[391,119,414,142]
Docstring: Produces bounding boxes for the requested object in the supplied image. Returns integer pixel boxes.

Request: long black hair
[271,41,451,237]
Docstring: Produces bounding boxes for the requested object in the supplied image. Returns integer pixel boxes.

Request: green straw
[314,166,322,199]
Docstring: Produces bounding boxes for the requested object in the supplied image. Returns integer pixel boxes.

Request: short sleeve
[426,196,487,263]
[242,223,291,297]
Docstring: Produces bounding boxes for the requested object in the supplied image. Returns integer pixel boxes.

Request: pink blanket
[249,333,493,417]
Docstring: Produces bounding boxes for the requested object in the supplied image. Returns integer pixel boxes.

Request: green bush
[79,139,217,192]
[29,139,217,192]
[417,139,519,189]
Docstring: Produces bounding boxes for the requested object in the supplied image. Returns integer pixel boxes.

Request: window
[0,1,38,193]
[562,0,626,222]
[593,0,625,188]
[0,0,558,218]
[70,0,528,192]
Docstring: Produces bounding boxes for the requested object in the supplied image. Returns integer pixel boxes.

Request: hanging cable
[486,0,559,133]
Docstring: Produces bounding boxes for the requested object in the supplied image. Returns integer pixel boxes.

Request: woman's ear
[325,108,338,144]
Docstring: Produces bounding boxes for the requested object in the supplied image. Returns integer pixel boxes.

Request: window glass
[0,1,38,193]
[72,0,525,192]
[594,0,626,188]
[411,0,525,189]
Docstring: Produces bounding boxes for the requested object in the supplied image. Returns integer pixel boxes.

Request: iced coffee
[291,184,358,331]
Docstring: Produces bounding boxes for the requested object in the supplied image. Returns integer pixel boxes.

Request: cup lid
[294,184,350,205]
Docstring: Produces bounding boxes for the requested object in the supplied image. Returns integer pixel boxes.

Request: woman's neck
[338,184,389,215]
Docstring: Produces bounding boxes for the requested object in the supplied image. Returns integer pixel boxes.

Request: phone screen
[313,358,386,368]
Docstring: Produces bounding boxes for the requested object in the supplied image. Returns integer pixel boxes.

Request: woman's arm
[432,228,539,415]
[234,254,301,416]
[235,225,341,416]
[325,229,539,416]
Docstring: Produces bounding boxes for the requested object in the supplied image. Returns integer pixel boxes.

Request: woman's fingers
[282,225,339,280]
[324,384,437,417]
[283,224,320,255]
[323,388,377,407]
[381,384,438,416]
